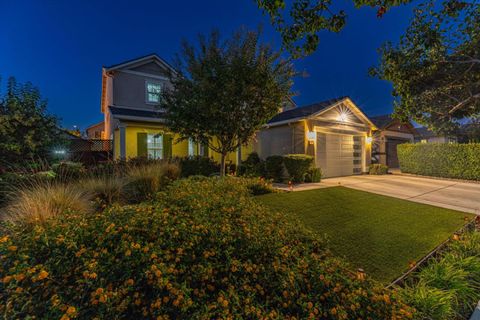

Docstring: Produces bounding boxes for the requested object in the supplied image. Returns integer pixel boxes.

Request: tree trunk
[220,153,226,177]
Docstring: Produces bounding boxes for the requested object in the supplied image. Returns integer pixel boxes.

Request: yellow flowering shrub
[0,177,414,319]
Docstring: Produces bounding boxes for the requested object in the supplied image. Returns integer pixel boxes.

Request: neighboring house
[256,97,376,178]
[369,114,416,168]
[414,127,457,143]
[86,121,105,139]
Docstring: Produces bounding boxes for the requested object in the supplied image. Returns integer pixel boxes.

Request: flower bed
[0,177,412,319]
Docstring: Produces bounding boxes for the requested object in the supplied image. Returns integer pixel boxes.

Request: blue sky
[0,0,415,130]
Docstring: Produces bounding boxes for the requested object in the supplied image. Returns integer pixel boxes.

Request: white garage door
[316,133,362,178]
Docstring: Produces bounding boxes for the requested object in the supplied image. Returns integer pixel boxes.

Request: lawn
[257,186,473,283]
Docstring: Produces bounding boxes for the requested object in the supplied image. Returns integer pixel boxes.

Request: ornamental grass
[0,177,413,319]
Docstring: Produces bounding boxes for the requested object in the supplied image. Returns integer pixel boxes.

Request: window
[146,81,162,104]
[147,134,163,159]
[188,138,195,156]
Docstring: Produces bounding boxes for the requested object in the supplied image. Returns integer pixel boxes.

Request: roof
[415,127,438,138]
[369,114,394,129]
[268,96,348,124]
[109,106,165,119]
[104,53,177,73]
[86,121,104,130]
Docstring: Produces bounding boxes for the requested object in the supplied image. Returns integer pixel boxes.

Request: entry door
[316,133,359,178]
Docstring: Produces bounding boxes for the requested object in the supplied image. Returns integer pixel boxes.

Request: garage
[316,133,363,178]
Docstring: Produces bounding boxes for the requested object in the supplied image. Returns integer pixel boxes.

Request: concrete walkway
[277,174,480,214]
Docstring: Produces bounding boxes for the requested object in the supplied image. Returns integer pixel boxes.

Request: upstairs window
[146,81,162,104]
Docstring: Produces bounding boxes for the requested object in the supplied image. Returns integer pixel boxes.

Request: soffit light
[335,105,352,123]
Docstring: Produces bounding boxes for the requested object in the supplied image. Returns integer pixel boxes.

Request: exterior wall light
[365,136,373,144]
[306,131,316,142]
[337,111,349,122]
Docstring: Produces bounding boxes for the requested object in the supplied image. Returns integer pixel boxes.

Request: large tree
[0,77,61,167]
[371,0,480,133]
[162,29,295,176]
[256,0,412,57]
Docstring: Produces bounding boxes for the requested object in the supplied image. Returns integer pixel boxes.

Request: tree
[255,0,412,57]
[371,0,480,133]
[0,77,61,167]
[162,29,295,176]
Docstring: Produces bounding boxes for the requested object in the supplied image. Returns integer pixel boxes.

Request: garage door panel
[316,133,361,178]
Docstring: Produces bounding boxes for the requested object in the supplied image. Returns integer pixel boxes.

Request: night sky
[0,0,416,130]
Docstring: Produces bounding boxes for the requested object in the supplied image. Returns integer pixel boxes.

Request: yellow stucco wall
[114,123,257,165]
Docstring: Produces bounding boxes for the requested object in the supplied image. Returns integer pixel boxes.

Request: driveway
[282,174,480,214]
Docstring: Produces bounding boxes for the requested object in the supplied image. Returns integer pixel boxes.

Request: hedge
[397,143,480,180]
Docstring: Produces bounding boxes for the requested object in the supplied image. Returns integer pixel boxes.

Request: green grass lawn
[257,186,473,283]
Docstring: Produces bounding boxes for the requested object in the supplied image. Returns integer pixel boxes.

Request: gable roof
[104,53,176,73]
[370,114,394,129]
[268,96,348,124]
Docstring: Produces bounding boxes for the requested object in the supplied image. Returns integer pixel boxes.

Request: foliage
[369,164,389,175]
[52,161,86,181]
[4,182,93,225]
[179,156,219,177]
[162,28,295,176]
[282,154,314,182]
[238,152,265,177]
[124,162,181,203]
[256,0,412,57]
[0,177,414,319]
[265,155,285,182]
[397,143,480,180]
[372,1,480,133]
[399,231,480,320]
[305,167,322,182]
[0,76,62,166]
[80,175,127,209]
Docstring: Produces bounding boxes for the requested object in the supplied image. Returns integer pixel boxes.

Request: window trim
[147,133,163,159]
[145,80,162,105]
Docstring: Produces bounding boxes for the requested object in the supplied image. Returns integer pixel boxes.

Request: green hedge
[283,154,314,183]
[397,143,480,180]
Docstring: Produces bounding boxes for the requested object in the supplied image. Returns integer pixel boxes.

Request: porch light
[365,136,373,144]
[306,131,316,142]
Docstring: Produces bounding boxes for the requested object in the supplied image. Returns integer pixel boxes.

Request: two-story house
[91,54,404,178]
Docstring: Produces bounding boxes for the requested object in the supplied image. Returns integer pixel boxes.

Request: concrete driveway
[285,174,480,214]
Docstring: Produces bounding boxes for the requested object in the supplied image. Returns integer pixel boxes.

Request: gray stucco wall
[255,122,305,158]
[112,66,171,110]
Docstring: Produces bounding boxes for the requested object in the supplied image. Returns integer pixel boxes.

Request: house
[255,97,376,178]
[414,127,457,143]
[91,53,395,178]
[97,54,252,165]
[86,121,105,139]
[369,114,416,168]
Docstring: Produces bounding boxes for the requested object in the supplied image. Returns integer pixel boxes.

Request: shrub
[179,156,219,177]
[0,177,413,319]
[232,177,275,195]
[124,162,180,203]
[399,231,480,319]
[4,182,93,224]
[80,176,127,208]
[238,152,265,177]
[305,167,322,182]
[369,164,389,175]
[52,161,86,181]
[397,143,480,180]
[282,154,314,183]
[265,155,284,182]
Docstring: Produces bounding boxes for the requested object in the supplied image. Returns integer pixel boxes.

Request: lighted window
[188,138,195,156]
[146,81,162,103]
[421,139,427,144]
[147,134,163,159]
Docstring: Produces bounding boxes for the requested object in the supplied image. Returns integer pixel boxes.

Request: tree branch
[449,93,480,114]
